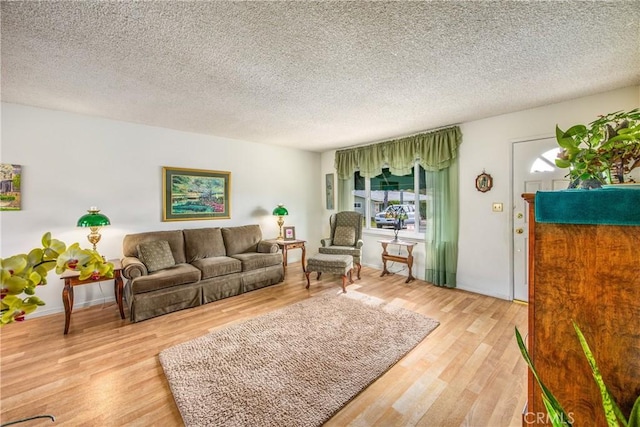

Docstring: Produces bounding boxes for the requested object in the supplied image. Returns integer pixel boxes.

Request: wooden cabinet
[523,193,640,426]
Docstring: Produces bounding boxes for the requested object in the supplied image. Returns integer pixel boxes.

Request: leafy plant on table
[385,206,409,229]
[555,108,640,186]
[0,232,114,324]
[516,322,639,427]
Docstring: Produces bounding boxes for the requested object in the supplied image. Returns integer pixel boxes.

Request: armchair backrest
[329,211,363,246]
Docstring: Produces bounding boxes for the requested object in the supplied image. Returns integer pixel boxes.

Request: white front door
[512,138,570,302]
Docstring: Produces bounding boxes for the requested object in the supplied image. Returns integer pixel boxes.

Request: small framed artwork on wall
[283,226,296,240]
[475,170,493,193]
[0,164,22,211]
[325,173,335,210]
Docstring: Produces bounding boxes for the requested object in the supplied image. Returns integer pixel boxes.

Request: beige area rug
[159,291,439,427]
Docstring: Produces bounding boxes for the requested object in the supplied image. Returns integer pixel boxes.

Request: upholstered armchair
[319,211,363,279]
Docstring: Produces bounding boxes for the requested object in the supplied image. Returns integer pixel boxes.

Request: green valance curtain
[335,126,461,178]
[334,126,462,288]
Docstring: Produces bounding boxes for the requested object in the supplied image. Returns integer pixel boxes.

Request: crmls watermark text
[523,412,575,425]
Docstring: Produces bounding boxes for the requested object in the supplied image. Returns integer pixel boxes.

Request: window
[530,148,561,173]
[353,163,427,238]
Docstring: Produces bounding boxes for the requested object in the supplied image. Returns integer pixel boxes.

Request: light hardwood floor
[0,263,527,426]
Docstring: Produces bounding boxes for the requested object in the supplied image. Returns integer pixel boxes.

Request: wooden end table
[270,239,306,275]
[378,239,417,283]
[60,258,124,334]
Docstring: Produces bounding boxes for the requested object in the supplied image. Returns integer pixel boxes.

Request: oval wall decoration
[475,171,493,193]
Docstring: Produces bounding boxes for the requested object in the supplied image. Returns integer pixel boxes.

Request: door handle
[515,228,524,234]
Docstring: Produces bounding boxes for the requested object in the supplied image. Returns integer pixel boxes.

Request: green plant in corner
[516,323,640,427]
[555,108,640,187]
[0,232,114,325]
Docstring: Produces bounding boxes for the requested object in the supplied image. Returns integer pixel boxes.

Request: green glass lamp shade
[272,204,288,216]
[77,207,110,252]
[77,207,111,227]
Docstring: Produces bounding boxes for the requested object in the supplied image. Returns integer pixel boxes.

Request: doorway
[512,137,570,302]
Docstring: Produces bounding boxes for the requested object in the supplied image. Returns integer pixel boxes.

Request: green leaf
[542,395,573,427]
[608,134,636,143]
[563,124,588,137]
[556,126,579,149]
[515,327,573,426]
[573,322,625,427]
[555,158,571,168]
[629,396,640,427]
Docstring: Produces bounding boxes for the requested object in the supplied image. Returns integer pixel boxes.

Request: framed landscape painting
[0,164,22,211]
[163,167,231,221]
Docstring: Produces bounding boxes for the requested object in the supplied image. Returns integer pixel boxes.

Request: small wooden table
[378,239,417,283]
[60,259,124,334]
[271,239,306,275]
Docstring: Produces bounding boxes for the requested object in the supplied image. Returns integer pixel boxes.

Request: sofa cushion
[333,226,356,246]
[222,225,262,256]
[123,230,186,264]
[137,240,176,273]
[191,256,242,279]
[257,240,279,253]
[319,246,362,263]
[130,263,201,295]
[232,252,282,271]
[184,228,226,262]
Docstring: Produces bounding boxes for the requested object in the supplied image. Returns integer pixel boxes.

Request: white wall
[458,86,639,299]
[0,103,322,318]
[4,86,637,320]
[321,86,640,299]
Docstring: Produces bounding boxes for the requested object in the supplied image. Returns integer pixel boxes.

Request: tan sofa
[121,225,284,322]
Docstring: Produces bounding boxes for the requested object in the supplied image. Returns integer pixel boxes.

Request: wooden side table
[270,239,306,275]
[60,259,124,334]
[378,239,417,283]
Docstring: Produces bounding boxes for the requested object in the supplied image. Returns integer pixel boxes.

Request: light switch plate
[492,202,503,212]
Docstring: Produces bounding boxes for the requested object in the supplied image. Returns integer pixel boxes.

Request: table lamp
[272,203,288,240]
[77,207,110,252]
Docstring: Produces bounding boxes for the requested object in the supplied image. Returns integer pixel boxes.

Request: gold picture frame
[163,166,231,221]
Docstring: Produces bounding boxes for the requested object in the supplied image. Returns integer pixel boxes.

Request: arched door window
[530,148,561,173]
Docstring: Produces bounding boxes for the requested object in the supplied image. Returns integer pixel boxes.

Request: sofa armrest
[257,240,278,253]
[121,256,148,280]
[356,239,364,249]
[321,238,332,247]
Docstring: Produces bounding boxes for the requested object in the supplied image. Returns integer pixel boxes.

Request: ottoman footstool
[305,253,354,293]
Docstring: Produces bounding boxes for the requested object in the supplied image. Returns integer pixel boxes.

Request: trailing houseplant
[385,205,408,240]
[555,108,640,188]
[515,323,640,427]
[0,232,114,325]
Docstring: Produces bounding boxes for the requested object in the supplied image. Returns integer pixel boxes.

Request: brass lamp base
[276,216,285,240]
[87,226,102,252]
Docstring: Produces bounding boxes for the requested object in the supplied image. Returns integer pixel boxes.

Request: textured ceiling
[1,1,639,152]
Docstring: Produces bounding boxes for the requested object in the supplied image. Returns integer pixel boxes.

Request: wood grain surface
[1,263,527,426]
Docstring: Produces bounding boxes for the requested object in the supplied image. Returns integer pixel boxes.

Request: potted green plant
[0,232,114,324]
[555,108,640,188]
